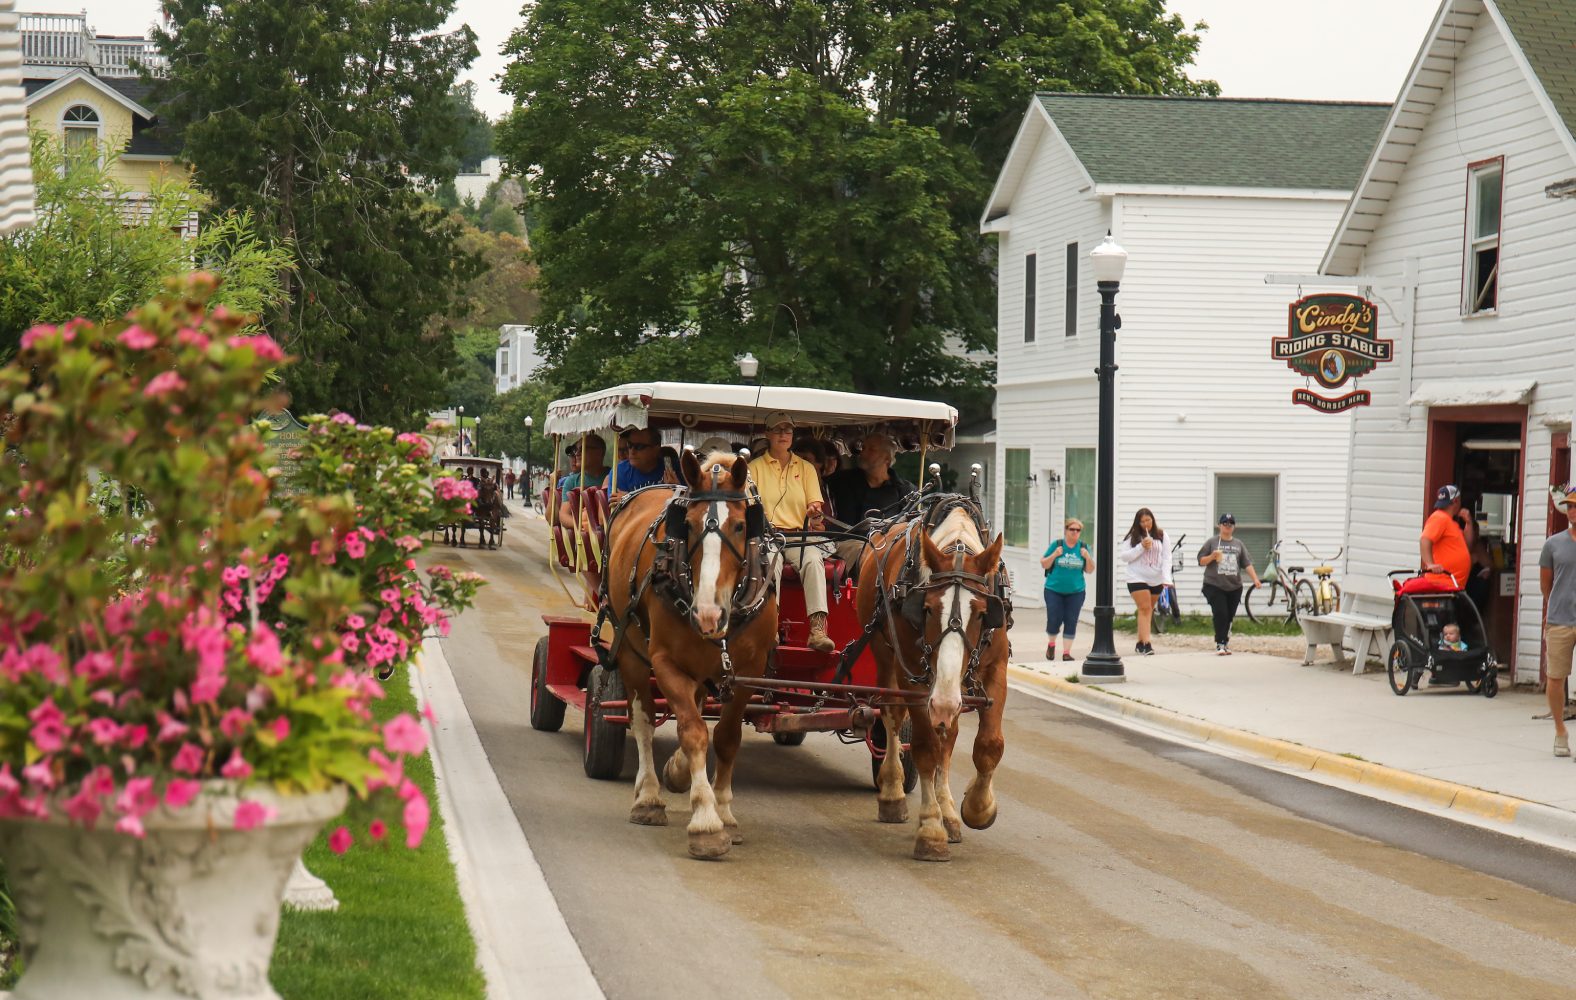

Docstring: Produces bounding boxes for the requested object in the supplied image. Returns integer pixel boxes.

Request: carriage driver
[749,411,837,652]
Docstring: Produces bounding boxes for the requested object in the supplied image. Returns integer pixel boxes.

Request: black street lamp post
[1081,234,1129,684]
[524,415,534,502]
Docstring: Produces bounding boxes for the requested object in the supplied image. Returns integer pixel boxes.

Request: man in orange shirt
[1420,484,1471,589]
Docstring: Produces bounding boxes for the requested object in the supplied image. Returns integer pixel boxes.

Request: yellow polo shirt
[748,451,823,530]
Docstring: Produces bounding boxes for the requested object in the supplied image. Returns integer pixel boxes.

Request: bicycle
[1152,534,1186,634]
[1244,540,1343,624]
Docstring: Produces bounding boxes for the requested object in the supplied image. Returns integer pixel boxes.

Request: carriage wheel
[869,718,918,794]
[772,731,807,746]
[1386,641,1415,696]
[583,664,627,780]
[529,636,566,732]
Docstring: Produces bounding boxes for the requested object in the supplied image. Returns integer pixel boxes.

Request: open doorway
[1425,406,1527,666]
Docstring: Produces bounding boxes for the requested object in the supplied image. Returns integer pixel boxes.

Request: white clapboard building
[1320,0,1576,683]
[981,93,1389,604]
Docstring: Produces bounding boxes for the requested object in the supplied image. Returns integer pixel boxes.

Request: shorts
[1547,624,1576,680]
[1126,582,1164,595]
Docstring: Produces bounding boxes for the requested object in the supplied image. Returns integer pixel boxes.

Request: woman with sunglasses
[1041,518,1093,661]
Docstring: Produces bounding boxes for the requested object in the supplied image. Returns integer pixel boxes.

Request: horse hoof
[662,754,691,793]
[688,828,732,859]
[963,803,998,831]
[913,838,950,862]
[944,817,964,843]
[877,799,908,824]
[727,826,744,845]
[628,803,667,826]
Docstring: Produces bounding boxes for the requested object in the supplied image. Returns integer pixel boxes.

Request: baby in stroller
[1438,623,1468,652]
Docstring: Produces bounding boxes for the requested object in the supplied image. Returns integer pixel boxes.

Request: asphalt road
[434,515,1576,1000]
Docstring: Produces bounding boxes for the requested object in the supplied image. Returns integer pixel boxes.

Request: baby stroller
[1384,570,1499,697]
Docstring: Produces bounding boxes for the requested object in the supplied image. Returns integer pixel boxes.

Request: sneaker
[1140,643,1155,656]
[1222,645,1233,656]
[1558,733,1571,758]
[1046,643,1056,661]
[1215,643,1227,656]
[1135,641,1146,655]
[1062,651,1075,662]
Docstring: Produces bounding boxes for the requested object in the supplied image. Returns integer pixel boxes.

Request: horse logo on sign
[1271,293,1393,412]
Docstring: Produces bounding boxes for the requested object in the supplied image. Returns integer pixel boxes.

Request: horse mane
[917,507,983,584]
[695,450,742,488]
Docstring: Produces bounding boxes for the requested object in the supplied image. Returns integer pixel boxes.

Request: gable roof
[983,93,1389,224]
[1321,0,1576,275]
[23,68,153,119]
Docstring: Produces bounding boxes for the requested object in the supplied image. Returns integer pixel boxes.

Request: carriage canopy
[543,382,958,451]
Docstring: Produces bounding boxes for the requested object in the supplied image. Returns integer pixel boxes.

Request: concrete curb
[1009,663,1576,852]
[415,638,604,1000]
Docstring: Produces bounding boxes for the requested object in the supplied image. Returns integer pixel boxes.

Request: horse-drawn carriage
[436,455,506,549]
[531,382,1012,861]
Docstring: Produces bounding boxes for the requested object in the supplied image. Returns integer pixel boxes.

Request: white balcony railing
[19,11,165,78]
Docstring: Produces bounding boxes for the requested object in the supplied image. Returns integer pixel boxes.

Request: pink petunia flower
[220,748,253,780]
[246,622,284,676]
[171,742,205,774]
[28,698,68,753]
[156,712,189,743]
[218,708,252,739]
[328,826,353,855]
[19,323,56,350]
[402,789,429,848]
[22,759,56,790]
[164,778,201,810]
[117,325,158,349]
[142,370,188,398]
[383,713,427,757]
[269,716,290,742]
[369,818,387,841]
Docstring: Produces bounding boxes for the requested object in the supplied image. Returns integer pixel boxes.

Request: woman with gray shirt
[1197,513,1263,655]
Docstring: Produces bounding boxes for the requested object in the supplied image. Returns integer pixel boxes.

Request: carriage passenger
[604,427,677,496]
[829,432,913,572]
[749,412,836,652]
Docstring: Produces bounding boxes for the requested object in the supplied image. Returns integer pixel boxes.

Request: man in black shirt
[830,431,913,570]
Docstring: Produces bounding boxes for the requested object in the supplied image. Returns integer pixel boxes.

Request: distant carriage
[436,456,506,549]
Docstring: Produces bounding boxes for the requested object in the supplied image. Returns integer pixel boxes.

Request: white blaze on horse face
[693,500,726,636]
[929,582,966,728]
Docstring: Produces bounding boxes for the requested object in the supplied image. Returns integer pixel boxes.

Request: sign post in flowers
[0,274,482,1000]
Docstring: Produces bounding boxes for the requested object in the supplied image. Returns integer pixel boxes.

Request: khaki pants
[775,541,829,617]
[835,537,873,576]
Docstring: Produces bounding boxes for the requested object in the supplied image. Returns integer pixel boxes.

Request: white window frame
[1003,447,1031,549]
[1462,157,1503,316]
[59,102,103,166]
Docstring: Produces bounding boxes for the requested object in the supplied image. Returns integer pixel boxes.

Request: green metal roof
[1492,0,1576,142]
[1036,94,1391,191]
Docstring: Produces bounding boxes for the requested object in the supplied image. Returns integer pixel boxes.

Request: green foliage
[445,82,495,174]
[152,0,482,429]
[0,134,292,361]
[477,380,558,467]
[499,0,1216,408]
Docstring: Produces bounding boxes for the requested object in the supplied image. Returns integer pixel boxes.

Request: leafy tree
[477,380,558,470]
[152,0,482,429]
[498,0,1216,411]
[0,135,291,361]
[447,82,495,174]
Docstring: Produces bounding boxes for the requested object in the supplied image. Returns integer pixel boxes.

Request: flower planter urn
[0,784,347,1000]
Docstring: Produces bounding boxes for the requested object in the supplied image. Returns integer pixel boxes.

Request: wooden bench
[1300,579,1394,674]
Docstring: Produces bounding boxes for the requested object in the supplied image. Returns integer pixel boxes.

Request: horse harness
[600,467,776,699]
[876,496,1012,694]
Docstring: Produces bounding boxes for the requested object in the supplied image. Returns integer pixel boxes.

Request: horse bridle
[654,464,774,634]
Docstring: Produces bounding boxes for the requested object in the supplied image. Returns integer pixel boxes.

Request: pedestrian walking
[1540,484,1576,757]
[504,469,517,499]
[1420,484,1470,589]
[1119,507,1171,655]
[1041,518,1093,662]
[1197,514,1263,655]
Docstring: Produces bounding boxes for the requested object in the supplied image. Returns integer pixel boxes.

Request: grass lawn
[271,672,485,1000]
[1113,613,1301,638]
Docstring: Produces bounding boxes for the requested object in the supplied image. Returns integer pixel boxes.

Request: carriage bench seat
[1299,578,1393,675]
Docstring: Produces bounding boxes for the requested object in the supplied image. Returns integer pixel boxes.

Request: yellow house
[24,71,178,191]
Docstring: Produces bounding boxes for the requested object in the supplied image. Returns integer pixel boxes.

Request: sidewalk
[1006,613,1576,843]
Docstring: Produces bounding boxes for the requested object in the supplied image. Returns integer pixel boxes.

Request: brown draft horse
[602,449,778,859]
[857,505,1008,861]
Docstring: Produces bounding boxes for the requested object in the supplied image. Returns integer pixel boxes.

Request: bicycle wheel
[1293,579,1318,622]
[1321,581,1342,616]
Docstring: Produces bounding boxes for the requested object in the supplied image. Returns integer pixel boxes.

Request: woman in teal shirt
[1041,518,1094,661]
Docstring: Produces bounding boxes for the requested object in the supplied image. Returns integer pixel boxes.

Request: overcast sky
[66,0,1442,119]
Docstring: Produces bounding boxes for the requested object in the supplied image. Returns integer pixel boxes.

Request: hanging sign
[261,409,310,495]
[1271,293,1392,411]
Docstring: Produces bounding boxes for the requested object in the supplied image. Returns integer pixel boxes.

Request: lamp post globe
[736,352,759,384]
[455,405,465,455]
[1082,234,1129,683]
[523,416,534,502]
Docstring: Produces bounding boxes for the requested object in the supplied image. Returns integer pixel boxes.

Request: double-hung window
[1064,242,1078,337]
[1004,448,1030,547]
[1215,475,1277,569]
[1064,448,1096,548]
[1464,159,1503,315]
[61,105,100,165]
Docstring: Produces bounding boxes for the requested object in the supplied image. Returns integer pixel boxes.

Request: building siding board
[1345,10,1576,682]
